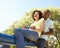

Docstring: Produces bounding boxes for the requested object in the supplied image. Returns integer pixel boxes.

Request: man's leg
[37,38,46,48]
[14,28,38,48]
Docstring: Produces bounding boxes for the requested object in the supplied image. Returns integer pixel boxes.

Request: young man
[37,10,54,48]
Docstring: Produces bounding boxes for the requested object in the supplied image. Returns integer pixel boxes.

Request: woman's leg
[14,30,25,48]
[14,28,38,42]
[14,28,38,48]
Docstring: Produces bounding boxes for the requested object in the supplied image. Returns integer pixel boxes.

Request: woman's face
[33,12,40,20]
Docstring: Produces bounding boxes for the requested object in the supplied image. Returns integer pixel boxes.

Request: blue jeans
[14,28,38,48]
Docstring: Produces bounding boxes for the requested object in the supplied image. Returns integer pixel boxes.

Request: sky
[0,0,60,32]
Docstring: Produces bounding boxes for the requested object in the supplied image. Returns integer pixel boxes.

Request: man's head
[43,9,51,20]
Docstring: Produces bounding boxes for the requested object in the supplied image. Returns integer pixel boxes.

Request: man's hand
[41,29,54,35]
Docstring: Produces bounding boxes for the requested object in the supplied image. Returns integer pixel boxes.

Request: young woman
[14,10,44,48]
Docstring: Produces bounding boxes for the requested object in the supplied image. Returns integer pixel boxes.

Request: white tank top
[30,18,44,29]
[29,18,44,37]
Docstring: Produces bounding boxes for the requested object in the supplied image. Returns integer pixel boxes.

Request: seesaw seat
[0,33,36,46]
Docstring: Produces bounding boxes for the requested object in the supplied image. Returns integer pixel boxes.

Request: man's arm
[41,20,54,35]
[41,29,54,35]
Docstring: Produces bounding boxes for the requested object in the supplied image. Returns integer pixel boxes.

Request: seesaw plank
[0,33,36,46]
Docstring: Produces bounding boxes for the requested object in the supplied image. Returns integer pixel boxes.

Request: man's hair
[45,9,51,13]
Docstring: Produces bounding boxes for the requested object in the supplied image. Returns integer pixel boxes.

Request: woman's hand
[22,25,26,29]
[30,26,36,30]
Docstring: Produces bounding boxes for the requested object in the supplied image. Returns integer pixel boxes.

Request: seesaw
[0,33,36,46]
